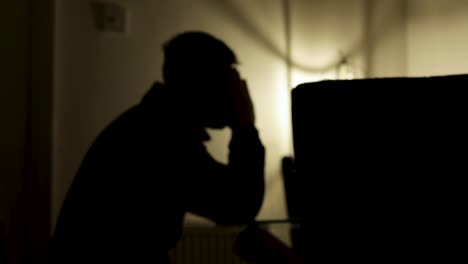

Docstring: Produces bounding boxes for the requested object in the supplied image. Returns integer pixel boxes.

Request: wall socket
[92,1,127,33]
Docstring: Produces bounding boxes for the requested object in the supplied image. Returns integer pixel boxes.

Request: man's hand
[228,69,255,128]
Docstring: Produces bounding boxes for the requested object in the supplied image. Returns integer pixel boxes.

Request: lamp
[337,53,356,80]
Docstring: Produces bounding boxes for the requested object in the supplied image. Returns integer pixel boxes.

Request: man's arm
[185,126,265,225]
[185,70,265,225]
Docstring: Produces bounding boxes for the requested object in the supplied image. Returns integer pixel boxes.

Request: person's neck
[143,82,206,129]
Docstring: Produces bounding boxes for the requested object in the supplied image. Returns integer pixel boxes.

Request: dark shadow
[205,0,287,62]
[0,221,5,264]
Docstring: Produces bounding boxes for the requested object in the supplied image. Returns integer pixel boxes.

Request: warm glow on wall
[290,67,337,88]
[289,57,361,88]
[275,70,292,154]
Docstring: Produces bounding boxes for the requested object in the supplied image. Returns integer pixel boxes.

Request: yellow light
[291,67,337,88]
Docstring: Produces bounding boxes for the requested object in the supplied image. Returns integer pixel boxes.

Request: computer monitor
[291,75,468,261]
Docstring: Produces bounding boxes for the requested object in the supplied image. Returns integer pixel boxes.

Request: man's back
[51,83,265,263]
[52,87,191,262]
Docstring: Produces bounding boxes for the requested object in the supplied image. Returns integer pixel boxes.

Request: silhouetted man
[50,32,265,263]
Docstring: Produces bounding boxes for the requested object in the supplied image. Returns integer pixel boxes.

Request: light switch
[92,1,127,33]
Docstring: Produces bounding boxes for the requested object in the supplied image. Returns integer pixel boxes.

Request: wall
[53,0,289,226]
[289,0,367,85]
[288,0,408,83]
[407,0,468,76]
[365,0,407,78]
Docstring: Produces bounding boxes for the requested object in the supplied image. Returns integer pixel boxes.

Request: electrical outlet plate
[92,1,127,33]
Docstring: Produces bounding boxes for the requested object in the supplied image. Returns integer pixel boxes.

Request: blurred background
[2,0,468,263]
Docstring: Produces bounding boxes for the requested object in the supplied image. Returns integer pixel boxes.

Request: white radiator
[169,226,248,264]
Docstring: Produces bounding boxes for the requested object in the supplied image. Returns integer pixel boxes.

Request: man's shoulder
[103,105,145,134]
[86,105,159,151]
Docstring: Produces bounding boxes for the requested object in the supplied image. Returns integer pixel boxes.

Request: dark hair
[163,31,238,82]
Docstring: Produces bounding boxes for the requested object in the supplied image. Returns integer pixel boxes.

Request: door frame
[21,1,54,263]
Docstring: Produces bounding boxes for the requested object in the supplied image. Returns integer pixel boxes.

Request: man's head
[163,32,239,129]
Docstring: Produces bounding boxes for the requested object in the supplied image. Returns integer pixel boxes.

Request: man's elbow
[219,191,264,226]
[217,209,258,226]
